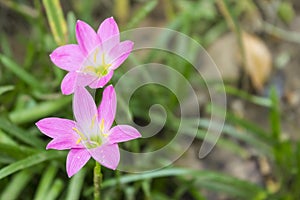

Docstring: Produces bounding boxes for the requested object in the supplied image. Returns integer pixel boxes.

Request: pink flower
[50,17,134,95]
[36,85,141,177]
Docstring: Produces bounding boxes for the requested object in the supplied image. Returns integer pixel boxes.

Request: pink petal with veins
[76,20,100,56]
[97,17,119,50]
[97,85,116,130]
[89,143,120,170]
[108,125,141,144]
[61,71,78,95]
[66,148,91,177]
[73,86,98,128]
[108,41,134,70]
[46,135,81,150]
[50,44,84,71]
[36,118,76,138]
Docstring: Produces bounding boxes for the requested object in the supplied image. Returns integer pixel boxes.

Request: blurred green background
[1,0,300,199]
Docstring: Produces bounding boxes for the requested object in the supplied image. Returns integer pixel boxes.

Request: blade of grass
[199,118,272,156]
[0,143,38,160]
[269,87,281,141]
[0,170,34,200]
[42,0,68,45]
[100,168,266,199]
[0,54,44,91]
[126,0,158,29]
[65,168,86,200]
[0,0,38,18]
[44,179,64,200]
[0,151,66,179]
[0,116,44,148]
[34,165,58,200]
[0,85,14,96]
[9,95,72,124]
[217,85,272,107]
[206,104,273,145]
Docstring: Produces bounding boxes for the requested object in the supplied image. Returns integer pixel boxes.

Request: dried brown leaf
[242,32,272,91]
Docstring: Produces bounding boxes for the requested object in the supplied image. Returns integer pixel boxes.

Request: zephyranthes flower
[36,85,141,177]
[50,17,133,95]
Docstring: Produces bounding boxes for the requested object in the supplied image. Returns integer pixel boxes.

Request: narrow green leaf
[44,179,64,200]
[0,0,38,18]
[0,170,33,200]
[207,104,273,145]
[67,11,76,43]
[42,0,68,45]
[34,165,58,200]
[0,54,43,90]
[0,85,14,96]
[218,85,272,107]
[65,168,86,200]
[126,0,158,29]
[0,143,38,160]
[9,96,72,124]
[0,116,44,148]
[100,168,265,199]
[269,87,281,141]
[0,129,16,145]
[0,151,65,180]
[199,119,272,156]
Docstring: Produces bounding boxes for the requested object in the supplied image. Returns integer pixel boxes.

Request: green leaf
[218,85,272,107]
[0,54,43,91]
[44,179,64,200]
[269,87,281,141]
[101,168,266,199]
[0,170,34,200]
[0,151,66,180]
[0,143,38,160]
[34,165,58,200]
[126,0,158,29]
[9,96,72,124]
[42,0,68,45]
[0,85,14,96]
[207,104,273,145]
[199,118,272,156]
[0,116,44,148]
[65,168,86,200]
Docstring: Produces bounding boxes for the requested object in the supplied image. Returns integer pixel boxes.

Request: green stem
[94,162,102,200]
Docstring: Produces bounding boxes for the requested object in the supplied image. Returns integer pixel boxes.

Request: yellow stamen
[100,119,105,131]
[76,137,82,144]
[72,127,87,140]
[90,114,97,128]
[82,53,112,77]
[101,53,105,65]
[84,66,95,73]
[93,48,99,62]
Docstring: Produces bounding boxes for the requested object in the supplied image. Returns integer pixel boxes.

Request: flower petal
[89,71,113,89]
[89,143,120,170]
[73,86,98,126]
[97,85,116,130]
[50,44,84,71]
[108,41,134,70]
[46,135,81,150]
[61,72,78,95]
[76,20,100,56]
[36,118,76,138]
[66,148,91,177]
[97,17,119,50]
[108,125,141,144]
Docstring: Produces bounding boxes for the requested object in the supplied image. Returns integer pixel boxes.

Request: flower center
[72,117,108,149]
[82,48,112,77]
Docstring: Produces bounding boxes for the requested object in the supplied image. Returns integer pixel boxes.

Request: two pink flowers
[36,17,141,177]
